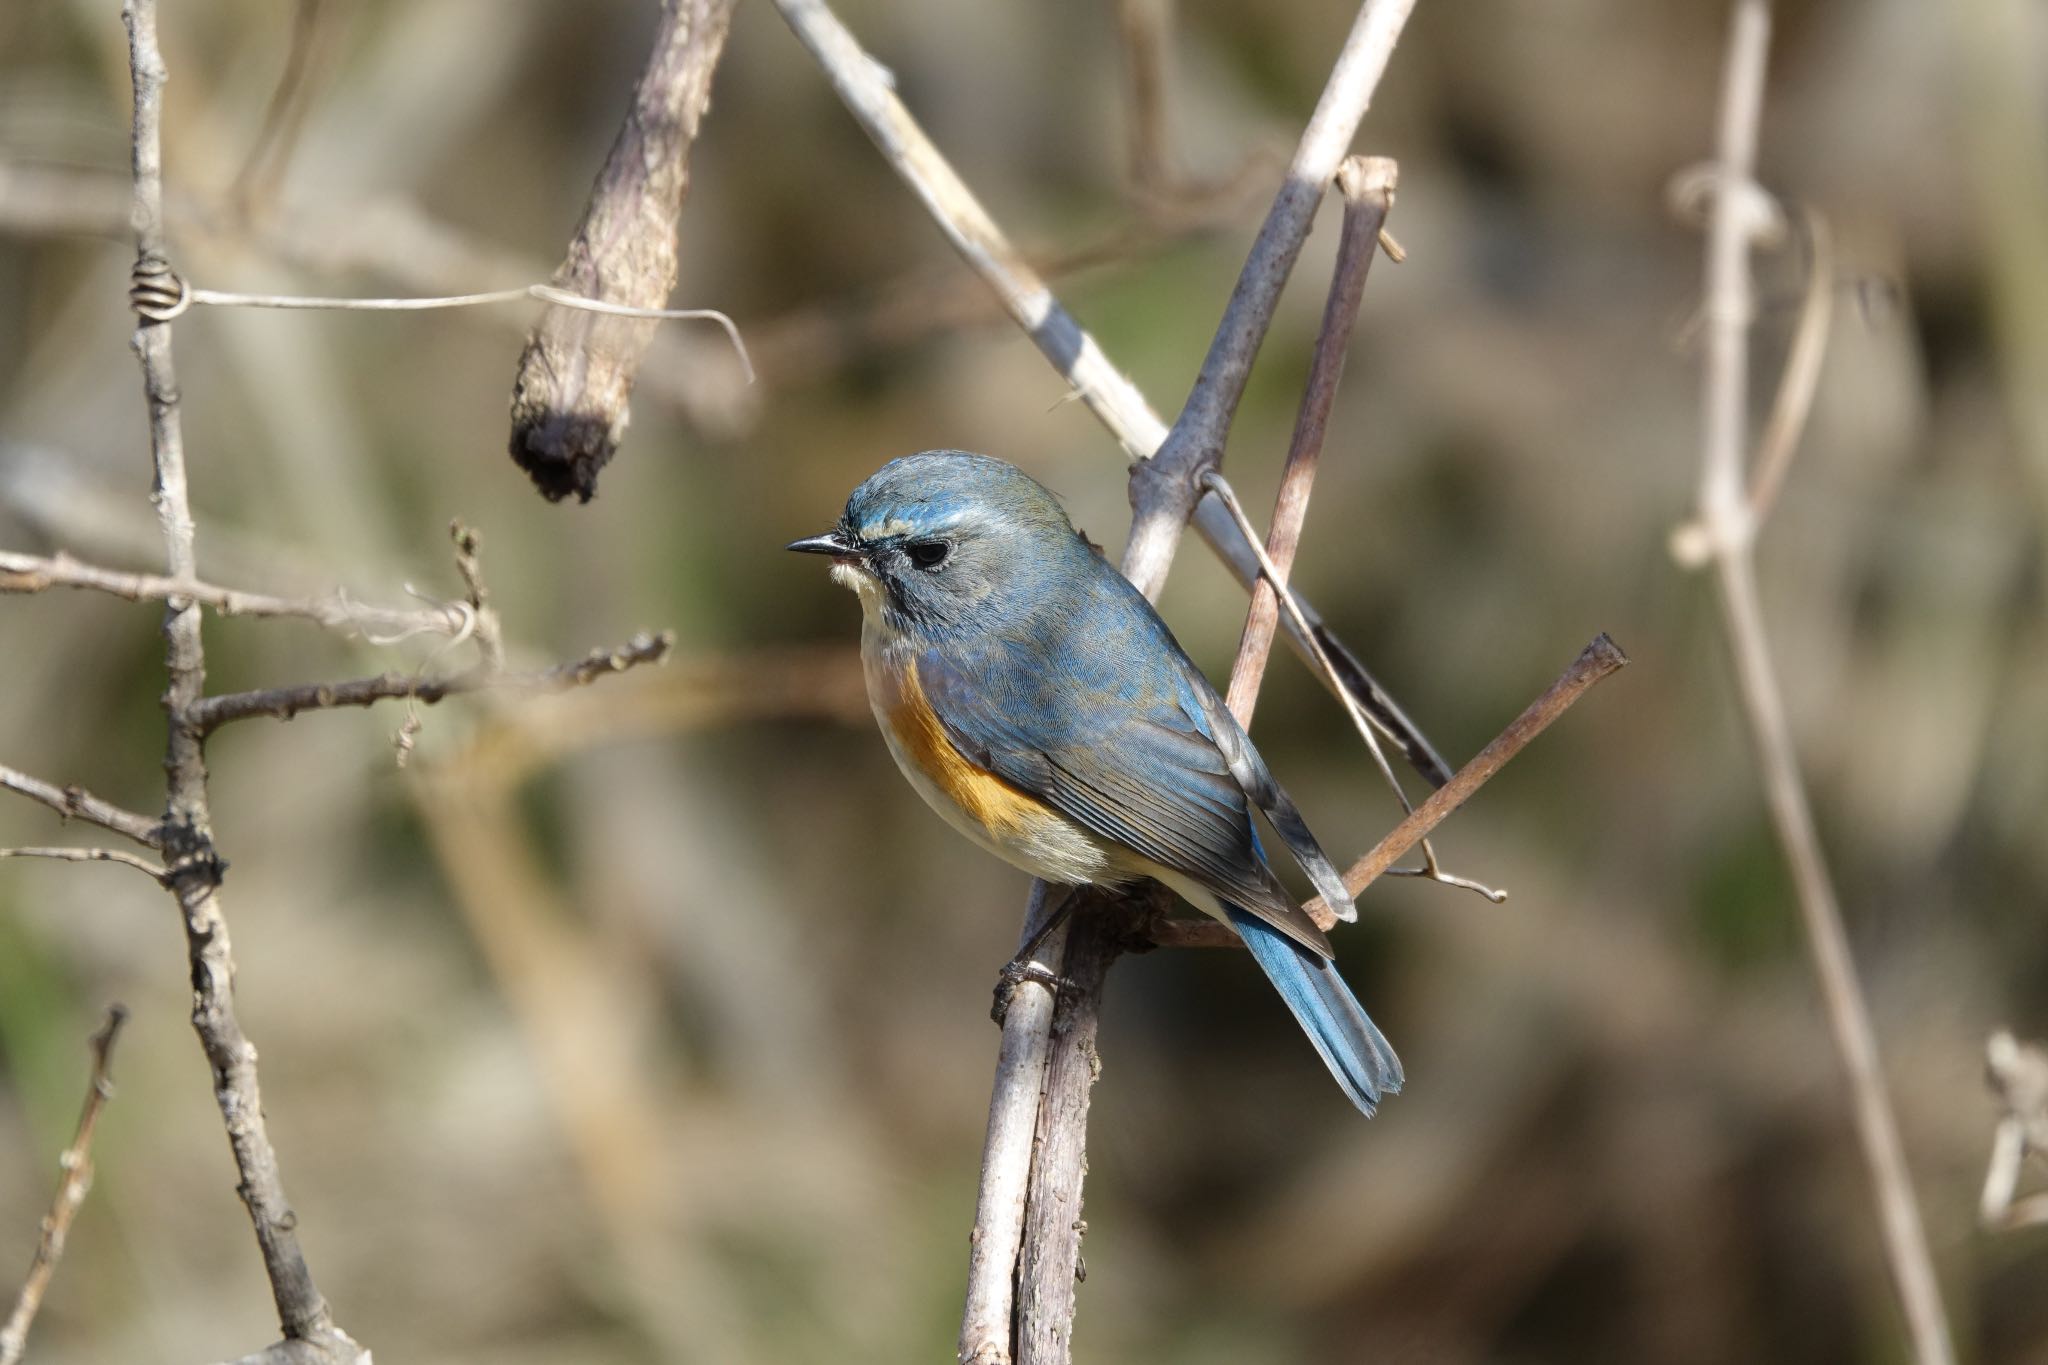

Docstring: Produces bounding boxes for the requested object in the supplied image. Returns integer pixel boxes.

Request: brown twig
[1682,5,1955,1361]
[0,549,471,642]
[122,3,364,1359]
[1114,0,1175,192]
[508,0,740,502]
[1222,156,1394,724]
[1147,636,1627,951]
[189,631,675,735]
[0,1007,128,1365]
[1306,635,1628,927]
[0,765,162,848]
[228,0,327,222]
[0,846,168,882]
[769,0,1450,789]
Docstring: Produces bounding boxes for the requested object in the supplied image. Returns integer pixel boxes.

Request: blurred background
[2,0,2045,1360]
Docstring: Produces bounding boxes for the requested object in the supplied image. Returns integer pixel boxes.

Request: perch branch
[0,846,169,882]
[990,7,1427,1362]
[769,0,1450,788]
[0,1006,128,1365]
[123,2,363,1358]
[188,631,675,734]
[507,0,741,501]
[0,765,161,848]
[1681,4,1955,1361]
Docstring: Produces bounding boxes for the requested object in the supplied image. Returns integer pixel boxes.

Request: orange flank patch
[887,658,1053,838]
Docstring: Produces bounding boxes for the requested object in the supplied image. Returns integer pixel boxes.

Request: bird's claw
[991,960,1074,1026]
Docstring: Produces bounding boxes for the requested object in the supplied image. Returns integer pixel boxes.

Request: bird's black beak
[786,529,858,557]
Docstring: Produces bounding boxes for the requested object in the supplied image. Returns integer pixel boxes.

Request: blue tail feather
[1224,903,1403,1118]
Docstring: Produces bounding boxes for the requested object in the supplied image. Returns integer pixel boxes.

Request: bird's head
[788,450,1090,633]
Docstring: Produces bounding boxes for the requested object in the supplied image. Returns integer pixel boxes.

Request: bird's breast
[860,629,1124,887]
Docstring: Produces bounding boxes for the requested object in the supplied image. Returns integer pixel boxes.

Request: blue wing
[914,576,1336,957]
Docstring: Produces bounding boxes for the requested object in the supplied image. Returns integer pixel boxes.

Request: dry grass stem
[0,1007,128,1365]
[1681,4,1955,1360]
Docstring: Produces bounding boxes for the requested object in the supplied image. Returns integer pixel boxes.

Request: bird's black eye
[904,539,951,570]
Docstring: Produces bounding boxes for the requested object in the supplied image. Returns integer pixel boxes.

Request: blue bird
[790,450,1401,1116]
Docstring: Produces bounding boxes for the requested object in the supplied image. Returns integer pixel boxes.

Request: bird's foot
[991,959,1075,1026]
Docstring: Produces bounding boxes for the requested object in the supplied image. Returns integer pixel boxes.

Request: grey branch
[189,631,676,734]
[0,764,163,848]
[1681,4,1956,1361]
[0,846,169,882]
[0,1006,128,1365]
[508,0,740,502]
[0,548,471,642]
[122,1,362,1356]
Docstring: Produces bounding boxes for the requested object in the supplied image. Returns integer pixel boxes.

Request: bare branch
[0,549,470,643]
[1680,5,1955,1361]
[1307,634,1628,929]
[508,0,741,502]
[189,631,676,735]
[123,3,361,1357]
[0,765,162,848]
[0,1006,128,1365]
[0,846,168,882]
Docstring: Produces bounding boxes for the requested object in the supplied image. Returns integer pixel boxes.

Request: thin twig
[1684,5,1956,1361]
[1745,204,1834,524]
[123,3,363,1358]
[0,1006,128,1365]
[1222,155,1393,724]
[228,0,326,220]
[0,549,471,642]
[0,765,162,848]
[189,631,675,735]
[1203,471,1505,904]
[1306,635,1628,928]
[1113,0,1175,192]
[0,846,169,882]
[769,0,1451,787]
